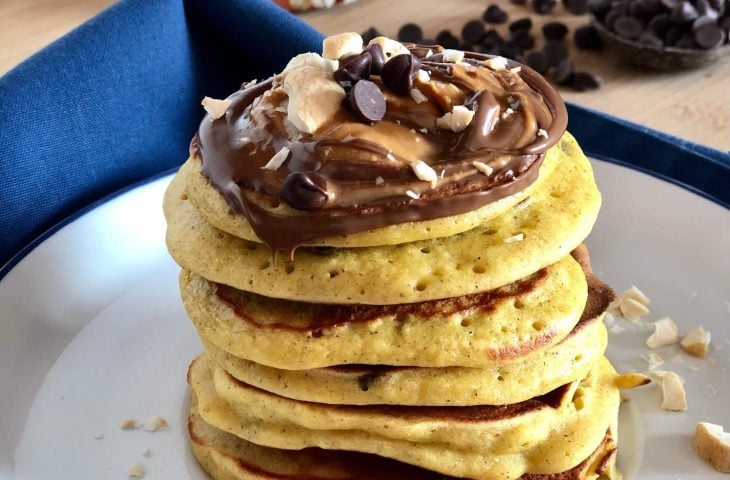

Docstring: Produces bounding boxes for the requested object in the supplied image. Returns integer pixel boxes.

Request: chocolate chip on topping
[674,32,697,47]
[381,53,421,95]
[462,19,486,43]
[361,27,381,44]
[543,22,569,40]
[349,79,387,123]
[398,23,424,43]
[526,51,550,73]
[563,0,590,14]
[483,4,509,23]
[670,1,700,22]
[574,24,604,49]
[366,44,386,74]
[544,40,569,66]
[532,0,558,14]
[588,0,613,17]
[648,14,673,37]
[664,25,685,44]
[334,51,372,84]
[639,30,665,47]
[694,22,727,47]
[660,0,681,9]
[281,172,328,211]
[603,10,622,29]
[613,16,644,39]
[552,57,574,83]
[719,16,730,33]
[509,17,533,33]
[692,15,716,31]
[436,30,460,49]
[570,71,602,91]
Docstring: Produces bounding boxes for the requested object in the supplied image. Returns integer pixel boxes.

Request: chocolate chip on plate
[694,22,727,47]
[381,54,420,95]
[436,30,460,49]
[509,17,533,33]
[484,4,509,23]
[349,79,387,123]
[552,57,574,83]
[574,24,604,49]
[544,40,570,65]
[361,27,382,44]
[282,172,328,211]
[500,41,524,59]
[570,71,602,91]
[532,0,558,14]
[398,23,424,43]
[481,29,505,49]
[462,19,486,43]
[526,51,550,73]
[511,30,536,50]
[563,0,590,14]
[366,44,386,74]
[543,22,569,40]
[613,16,644,39]
[334,51,372,83]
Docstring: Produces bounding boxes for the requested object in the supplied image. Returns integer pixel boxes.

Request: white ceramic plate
[1,160,728,480]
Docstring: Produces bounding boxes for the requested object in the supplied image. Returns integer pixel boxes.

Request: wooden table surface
[1,0,728,150]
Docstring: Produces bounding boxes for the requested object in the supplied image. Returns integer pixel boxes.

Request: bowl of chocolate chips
[590,0,730,69]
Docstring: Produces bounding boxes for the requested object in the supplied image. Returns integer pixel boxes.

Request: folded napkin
[0,0,728,269]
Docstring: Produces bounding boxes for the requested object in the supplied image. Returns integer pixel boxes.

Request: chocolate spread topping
[194,46,567,255]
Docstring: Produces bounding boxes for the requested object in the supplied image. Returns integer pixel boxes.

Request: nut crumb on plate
[119,419,137,430]
[681,326,711,358]
[144,416,168,432]
[127,463,145,477]
[694,422,730,472]
[646,317,680,349]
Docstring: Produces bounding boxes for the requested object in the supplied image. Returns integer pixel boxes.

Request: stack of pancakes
[164,35,634,480]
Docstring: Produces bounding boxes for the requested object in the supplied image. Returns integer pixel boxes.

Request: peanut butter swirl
[194,42,567,255]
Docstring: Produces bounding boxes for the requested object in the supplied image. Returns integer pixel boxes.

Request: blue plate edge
[1,158,726,283]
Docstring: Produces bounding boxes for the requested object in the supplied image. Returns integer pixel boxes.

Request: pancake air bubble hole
[460,319,471,327]
[420,247,431,254]
[259,261,270,270]
[285,264,295,274]
[329,271,339,278]
[532,321,545,331]
[472,264,487,274]
[247,244,258,251]
[180,192,189,200]
[415,280,429,292]
[483,228,498,235]
[550,191,564,198]
[514,299,525,309]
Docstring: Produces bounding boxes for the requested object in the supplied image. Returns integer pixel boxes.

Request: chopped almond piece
[646,317,680,349]
[681,326,711,358]
[695,422,730,472]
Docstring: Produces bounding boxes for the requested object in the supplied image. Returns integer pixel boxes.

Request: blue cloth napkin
[1,0,728,268]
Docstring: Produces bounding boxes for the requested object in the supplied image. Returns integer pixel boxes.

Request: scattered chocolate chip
[281,172,328,211]
[543,22,569,40]
[509,17,534,33]
[570,71,603,91]
[694,22,727,47]
[511,30,536,49]
[361,27,381,44]
[436,30,460,49]
[532,0,558,13]
[367,44,386,74]
[500,41,524,59]
[483,4,509,23]
[398,23,424,43]
[564,0,590,14]
[552,57,574,83]
[574,24,604,49]
[462,19,486,43]
[349,79,387,123]
[613,16,644,39]
[670,1,700,22]
[381,53,421,95]
[334,51,372,84]
[481,29,505,49]
[526,51,550,73]
[544,40,570,65]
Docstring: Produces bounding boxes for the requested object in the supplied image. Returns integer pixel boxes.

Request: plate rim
[1,154,727,283]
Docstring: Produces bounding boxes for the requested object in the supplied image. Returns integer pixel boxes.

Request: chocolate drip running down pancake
[193,42,568,255]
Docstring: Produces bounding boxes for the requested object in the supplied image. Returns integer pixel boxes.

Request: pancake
[188,405,618,480]
[181,254,586,370]
[202,266,613,405]
[189,355,621,479]
[182,134,562,248]
[164,134,600,305]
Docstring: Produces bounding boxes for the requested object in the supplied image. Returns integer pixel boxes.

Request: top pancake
[183,135,562,248]
[164,132,600,304]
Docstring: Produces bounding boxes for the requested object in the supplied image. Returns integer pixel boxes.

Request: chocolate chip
[511,30,536,50]
[570,71,602,91]
[349,79,387,123]
[648,14,673,37]
[282,172,328,211]
[720,16,730,33]
[484,4,509,23]
[694,22,727,47]
[564,0,590,14]
[630,0,662,18]
[381,54,420,95]
[398,23,424,43]
[421,38,437,45]
[674,32,697,47]
[367,44,386,74]
[552,57,574,83]
[574,24,604,49]
[660,0,681,9]
[361,27,381,44]
[639,30,665,47]
[532,0,558,13]
[664,25,686,44]
[613,16,644,39]
[603,10,622,29]
[693,15,717,31]
[670,1,700,22]
[544,40,569,66]
[462,19,486,43]
[610,1,631,16]
[436,30,460,49]
[526,51,550,73]
[695,0,720,18]
[543,22,569,40]
[509,17,533,33]
[500,41,524,59]
[588,0,613,17]
[334,51,372,84]
[480,29,505,49]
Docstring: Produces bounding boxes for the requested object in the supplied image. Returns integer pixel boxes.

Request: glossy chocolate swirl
[194,46,567,255]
